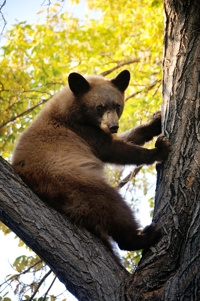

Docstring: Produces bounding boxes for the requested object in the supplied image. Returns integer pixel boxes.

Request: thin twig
[118,166,142,188]
[0,260,43,288]
[125,79,161,102]
[42,274,56,301]
[0,0,6,10]
[100,58,145,77]
[2,90,52,114]
[0,98,50,129]
[21,260,43,275]
[0,0,7,35]
[28,269,52,301]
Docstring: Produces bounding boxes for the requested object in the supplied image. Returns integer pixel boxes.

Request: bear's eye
[97,105,104,113]
[116,104,121,114]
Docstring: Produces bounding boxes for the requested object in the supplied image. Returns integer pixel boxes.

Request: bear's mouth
[100,123,119,134]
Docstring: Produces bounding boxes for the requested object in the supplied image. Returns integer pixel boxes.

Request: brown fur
[12,70,170,252]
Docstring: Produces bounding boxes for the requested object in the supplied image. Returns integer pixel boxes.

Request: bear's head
[68,70,130,134]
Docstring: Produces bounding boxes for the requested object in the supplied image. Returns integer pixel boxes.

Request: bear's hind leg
[58,178,161,252]
[111,222,162,251]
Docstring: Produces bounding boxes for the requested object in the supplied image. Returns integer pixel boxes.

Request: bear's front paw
[152,111,161,121]
[155,134,171,162]
[149,111,162,136]
[141,222,163,250]
[142,222,162,236]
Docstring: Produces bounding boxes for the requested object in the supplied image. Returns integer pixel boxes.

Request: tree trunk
[125,0,200,300]
[0,0,200,300]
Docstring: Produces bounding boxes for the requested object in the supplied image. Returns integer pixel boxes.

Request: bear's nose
[109,124,119,133]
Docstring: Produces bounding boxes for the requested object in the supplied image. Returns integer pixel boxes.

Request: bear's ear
[68,72,90,95]
[111,70,130,93]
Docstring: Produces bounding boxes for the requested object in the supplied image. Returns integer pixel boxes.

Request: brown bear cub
[12,70,170,253]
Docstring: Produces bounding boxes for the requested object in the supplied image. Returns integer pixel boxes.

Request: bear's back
[12,83,105,197]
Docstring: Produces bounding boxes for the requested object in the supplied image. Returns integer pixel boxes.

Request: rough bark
[0,0,200,300]
[125,0,200,300]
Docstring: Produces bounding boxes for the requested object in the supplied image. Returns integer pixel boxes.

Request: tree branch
[117,167,141,188]
[0,157,129,301]
[29,269,52,301]
[100,58,145,77]
[0,0,7,35]
[0,98,49,129]
[125,80,161,102]
[42,274,57,301]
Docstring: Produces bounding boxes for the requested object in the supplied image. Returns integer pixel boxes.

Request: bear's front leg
[105,133,170,166]
[120,111,162,145]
